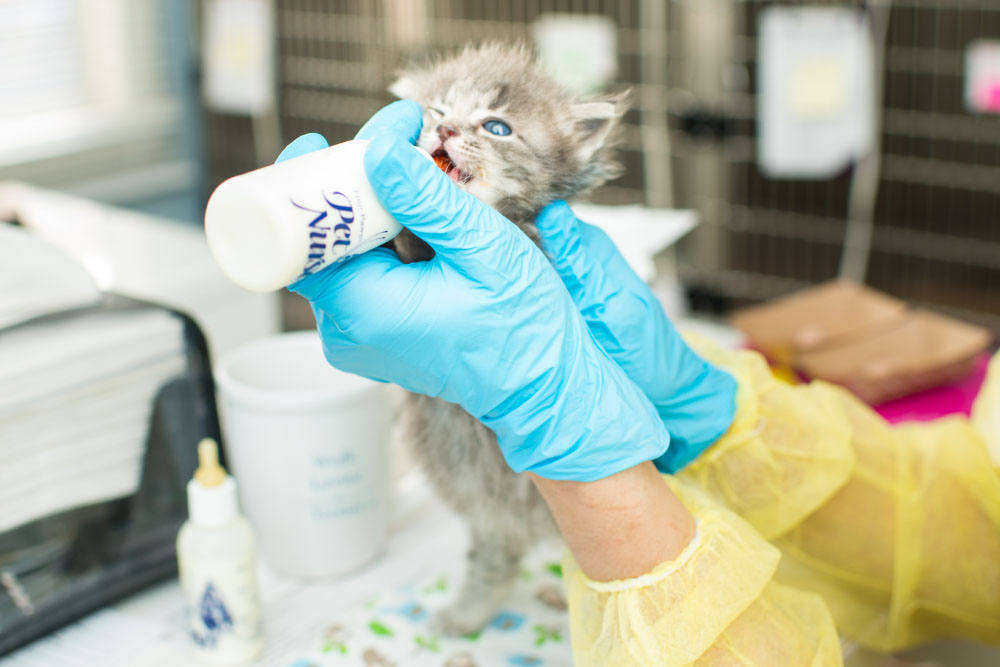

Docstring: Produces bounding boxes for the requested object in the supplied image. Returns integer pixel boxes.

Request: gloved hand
[535,201,738,472]
[279,101,671,481]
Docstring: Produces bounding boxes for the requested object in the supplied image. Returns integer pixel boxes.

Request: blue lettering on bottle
[292,190,359,277]
[325,192,355,250]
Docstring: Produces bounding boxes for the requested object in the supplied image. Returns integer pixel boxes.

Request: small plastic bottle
[177,438,264,665]
[205,139,433,293]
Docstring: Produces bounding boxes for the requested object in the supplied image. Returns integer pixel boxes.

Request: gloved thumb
[536,200,584,267]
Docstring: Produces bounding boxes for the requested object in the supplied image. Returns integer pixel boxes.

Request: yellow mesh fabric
[691,582,843,667]
[670,337,1000,650]
[560,336,999,656]
[678,336,855,540]
[563,478,843,667]
[902,418,1000,645]
[774,384,1000,651]
[972,350,1000,467]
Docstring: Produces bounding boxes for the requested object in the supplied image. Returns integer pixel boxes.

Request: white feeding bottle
[177,438,264,665]
[205,139,431,292]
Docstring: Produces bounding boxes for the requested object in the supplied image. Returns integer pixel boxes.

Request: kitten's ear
[570,93,627,162]
[388,72,421,100]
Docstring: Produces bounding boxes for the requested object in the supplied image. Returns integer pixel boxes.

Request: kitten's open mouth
[431,147,473,185]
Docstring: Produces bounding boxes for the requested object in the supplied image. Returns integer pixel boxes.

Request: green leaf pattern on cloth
[290,544,571,666]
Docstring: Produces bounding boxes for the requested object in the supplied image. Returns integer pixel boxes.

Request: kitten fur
[387,43,627,636]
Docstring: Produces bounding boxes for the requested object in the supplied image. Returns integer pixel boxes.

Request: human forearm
[529,461,695,581]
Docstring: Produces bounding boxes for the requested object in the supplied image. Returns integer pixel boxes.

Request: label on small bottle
[181,556,263,661]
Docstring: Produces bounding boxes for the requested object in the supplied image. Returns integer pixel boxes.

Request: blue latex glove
[279,101,671,481]
[535,201,738,473]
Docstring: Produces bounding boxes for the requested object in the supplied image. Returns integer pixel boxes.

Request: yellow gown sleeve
[776,383,1000,651]
[677,336,855,540]
[665,337,1000,651]
[972,349,1000,468]
[562,477,843,667]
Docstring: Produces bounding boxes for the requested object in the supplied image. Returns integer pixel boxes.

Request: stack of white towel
[0,226,186,533]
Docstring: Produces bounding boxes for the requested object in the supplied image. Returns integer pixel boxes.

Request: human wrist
[529,462,696,581]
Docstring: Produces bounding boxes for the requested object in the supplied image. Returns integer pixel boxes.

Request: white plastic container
[205,140,429,293]
[177,438,264,665]
[213,332,391,578]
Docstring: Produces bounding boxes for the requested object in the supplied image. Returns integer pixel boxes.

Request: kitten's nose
[437,123,459,141]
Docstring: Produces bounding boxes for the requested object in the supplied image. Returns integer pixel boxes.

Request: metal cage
[669,0,1000,336]
[201,0,1000,333]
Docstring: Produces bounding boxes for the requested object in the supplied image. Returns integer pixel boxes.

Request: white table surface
[1,470,470,667]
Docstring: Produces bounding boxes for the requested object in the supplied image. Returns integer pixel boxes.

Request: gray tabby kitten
[387,43,626,636]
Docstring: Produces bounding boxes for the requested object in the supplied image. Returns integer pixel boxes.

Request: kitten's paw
[535,583,567,611]
[429,606,493,637]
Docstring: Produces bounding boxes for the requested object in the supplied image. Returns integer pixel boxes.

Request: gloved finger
[536,200,583,262]
[536,200,591,294]
[364,134,529,271]
[355,99,424,143]
[276,133,329,163]
[537,201,620,274]
[289,246,402,306]
[536,201,616,305]
[579,220,632,270]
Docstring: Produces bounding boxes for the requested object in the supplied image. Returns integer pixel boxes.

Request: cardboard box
[730,281,907,364]
[797,310,993,404]
[731,281,994,404]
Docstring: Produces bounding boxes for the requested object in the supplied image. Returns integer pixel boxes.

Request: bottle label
[181,556,262,655]
[291,186,379,279]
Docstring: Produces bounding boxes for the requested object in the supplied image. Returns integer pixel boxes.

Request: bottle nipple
[194,438,227,487]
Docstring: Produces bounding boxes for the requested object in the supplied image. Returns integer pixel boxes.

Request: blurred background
[2,1,1000,665]
[0,0,201,220]
[4,0,998,333]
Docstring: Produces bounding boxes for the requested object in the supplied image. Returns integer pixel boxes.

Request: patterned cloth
[286,544,572,667]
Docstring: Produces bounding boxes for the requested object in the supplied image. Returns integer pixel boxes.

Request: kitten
[387,43,627,636]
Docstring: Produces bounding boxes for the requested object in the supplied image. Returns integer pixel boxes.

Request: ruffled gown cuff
[563,478,843,666]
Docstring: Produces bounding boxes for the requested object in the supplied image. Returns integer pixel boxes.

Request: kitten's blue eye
[483,120,512,137]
